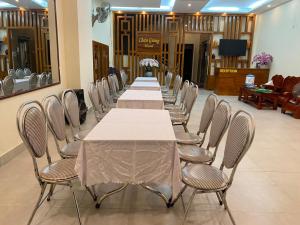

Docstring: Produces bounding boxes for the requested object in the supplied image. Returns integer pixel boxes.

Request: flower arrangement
[252,52,273,65]
[139,58,159,68]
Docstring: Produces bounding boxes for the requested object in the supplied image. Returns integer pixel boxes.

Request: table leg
[140,184,173,208]
[273,98,278,110]
[257,96,263,110]
[95,183,129,209]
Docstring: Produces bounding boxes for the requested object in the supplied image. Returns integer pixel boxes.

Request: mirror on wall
[0,0,60,99]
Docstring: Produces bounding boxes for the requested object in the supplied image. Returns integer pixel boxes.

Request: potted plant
[252,52,273,69]
[139,58,159,77]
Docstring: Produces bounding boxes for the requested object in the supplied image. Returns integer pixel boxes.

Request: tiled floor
[1,90,300,225]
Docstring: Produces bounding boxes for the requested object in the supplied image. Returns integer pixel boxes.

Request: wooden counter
[214,68,270,96]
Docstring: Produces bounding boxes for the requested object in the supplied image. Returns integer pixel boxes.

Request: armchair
[277,76,300,106]
[282,83,300,119]
[264,74,284,92]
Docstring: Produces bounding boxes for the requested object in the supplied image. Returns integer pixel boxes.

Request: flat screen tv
[219,39,247,56]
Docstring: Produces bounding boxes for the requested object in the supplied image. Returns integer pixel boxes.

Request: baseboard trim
[0,144,24,167]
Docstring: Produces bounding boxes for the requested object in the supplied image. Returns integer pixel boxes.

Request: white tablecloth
[135,77,158,82]
[130,81,161,91]
[116,90,164,110]
[75,108,181,198]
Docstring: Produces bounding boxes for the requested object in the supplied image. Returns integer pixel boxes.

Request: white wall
[92,0,114,66]
[252,0,300,79]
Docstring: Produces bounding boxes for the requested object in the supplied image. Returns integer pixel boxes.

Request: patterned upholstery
[208,101,230,147]
[88,84,102,112]
[102,78,114,104]
[182,164,228,190]
[64,91,80,128]
[161,72,173,92]
[61,141,81,157]
[45,97,66,141]
[39,158,78,182]
[24,68,31,77]
[223,115,250,169]
[198,94,217,134]
[175,132,203,145]
[46,73,52,85]
[164,104,181,111]
[24,107,47,158]
[29,73,38,89]
[178,145,213,163]
[75,129,90,140]
[171,113,188,123]
[3,75,14,95]
[16,69,25,79]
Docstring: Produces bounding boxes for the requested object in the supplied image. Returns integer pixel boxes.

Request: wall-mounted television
[219,39,247,56]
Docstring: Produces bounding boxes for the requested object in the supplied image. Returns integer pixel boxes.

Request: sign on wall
[136,32,162,53]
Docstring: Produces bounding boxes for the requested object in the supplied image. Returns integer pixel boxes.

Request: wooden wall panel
[93,41,109,82]
[114,12,255,86]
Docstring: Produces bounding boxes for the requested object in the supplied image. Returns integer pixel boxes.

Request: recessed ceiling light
[188,3,191,7]
[208,7,240,12]
[267,4,271,8]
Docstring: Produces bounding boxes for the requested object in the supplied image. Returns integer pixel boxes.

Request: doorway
[183,33,211,88]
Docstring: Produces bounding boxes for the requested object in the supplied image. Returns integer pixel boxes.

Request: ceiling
[0,0,48,9]
[109,0,292,14]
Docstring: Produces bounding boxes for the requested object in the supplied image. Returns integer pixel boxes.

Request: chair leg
[183,124,189,133]
[85,185,97,201]
[47,184,56,201]
[69,183,82,225]
[27,183,47,225]
[222,191,236,225]
[216,192,223,205]
[181,189,197,225]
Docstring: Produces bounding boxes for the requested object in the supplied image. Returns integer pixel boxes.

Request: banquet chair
[88,83,106,122]
[120,69,129,90]
[39,72,48,87]
[165,80,190,111]
[0,80,2,95]
[163,75,183,105]
[102,77,116,105]
[24,68,32,77]
[175,94,218,146]
[46,73,52,85]
[161,71,173,93]
[177,100,231,165]
[112,74,125,95]
[180,110,255,225]
[43,95,81,158]
[62,89,90,140]
[2,75,14,95]
[171,83,199,132]
[29,73,38,89]
[16,69,25,79]
[16,100,82,225]
[96,80,112,112]
[108,75,120,102]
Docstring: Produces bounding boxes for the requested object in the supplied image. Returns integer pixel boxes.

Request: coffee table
[238,86,278,110]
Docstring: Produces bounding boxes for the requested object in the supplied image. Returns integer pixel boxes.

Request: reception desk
[214,68,270,96]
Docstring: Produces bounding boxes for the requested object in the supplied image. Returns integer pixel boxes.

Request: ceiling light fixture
[0,1,17,8]
[249,0,272,10]
[267,4,271,8]
[188,3,191,7]
[207,7,240,12]
[32,0,48,8]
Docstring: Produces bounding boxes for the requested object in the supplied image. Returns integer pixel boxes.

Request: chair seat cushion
[40,158,78,182]
[164,97,176,104]
[171,114,187,123]
[61,141,81,157]
[175,132,203,145]
[165,104,181,111]
[178,145,213,163]
[182,164,228,190]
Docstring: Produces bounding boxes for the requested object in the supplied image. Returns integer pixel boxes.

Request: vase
[258,64,269,69]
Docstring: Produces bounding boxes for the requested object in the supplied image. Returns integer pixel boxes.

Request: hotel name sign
[220,69,238,73]
[137,32,161,53]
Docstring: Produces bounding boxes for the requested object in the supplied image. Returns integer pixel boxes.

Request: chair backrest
[222,110,255,184]
[165,72,173,88]
[39,73,47,86]
[179,80,190,105]
[173,75,183,97]
[8,69,16,78]
[43,95,67,142]
[29,73,38,89]
[17,100,51,181]
[46,73,52,85]
[3,75,14,95]
[112,74,120,91]
[120,69,127,87]
[96,80,108,107]
[24,68,31,77]
[198,94,218,135]
[16,69,25,79]
[88,83,102,114]
[208,100,231,149]
[107,75,116,94]
[102,77,113,104]
[62,89,80,129]
[271,75,284,90]
[184,83,198,116]
[0,80,2,95]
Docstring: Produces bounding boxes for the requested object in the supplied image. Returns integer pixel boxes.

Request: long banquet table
[130,81,161,91]
[135,77,158,82]
[116,90,164,110]
[75,108,181,206]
